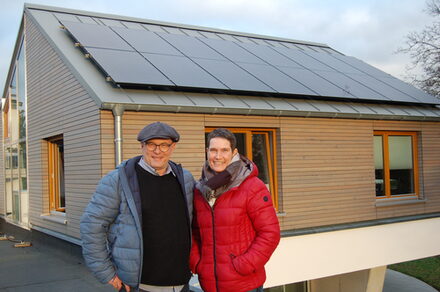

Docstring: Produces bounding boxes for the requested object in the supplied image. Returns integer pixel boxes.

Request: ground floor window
[47,135,65,212]
[205,127,278,209]
[374,131,419,198]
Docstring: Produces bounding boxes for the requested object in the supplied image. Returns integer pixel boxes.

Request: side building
[1,4,440,292]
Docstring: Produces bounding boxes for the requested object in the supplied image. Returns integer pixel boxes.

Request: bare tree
[399,0,440,98]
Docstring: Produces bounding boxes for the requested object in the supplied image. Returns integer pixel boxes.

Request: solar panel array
[59,19,439,105]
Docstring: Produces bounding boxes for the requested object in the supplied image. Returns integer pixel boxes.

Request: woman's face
[207,137,238,173]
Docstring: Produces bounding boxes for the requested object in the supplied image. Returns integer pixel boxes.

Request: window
[374,131,419,198]
[205,128,278,208]
[47,135,65,212]
[3,40,28,225]
[3,98,9,139]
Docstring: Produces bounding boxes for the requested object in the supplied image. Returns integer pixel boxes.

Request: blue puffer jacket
[80,156,195,290]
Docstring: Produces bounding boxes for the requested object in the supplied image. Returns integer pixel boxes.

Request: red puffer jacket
[190,166,280,292]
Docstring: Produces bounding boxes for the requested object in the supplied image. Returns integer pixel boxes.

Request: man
[80,122,194,292]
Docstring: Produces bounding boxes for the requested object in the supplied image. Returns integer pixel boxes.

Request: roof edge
[24,3,330,48]
[1,13,25,105]
[100,102,440,122]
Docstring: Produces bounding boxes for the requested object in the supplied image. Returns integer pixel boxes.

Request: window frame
[205,127,279,208]
[374,131,419,199]
[47,135,65,212]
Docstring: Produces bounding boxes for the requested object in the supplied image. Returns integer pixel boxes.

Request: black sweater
[135,164,191,286]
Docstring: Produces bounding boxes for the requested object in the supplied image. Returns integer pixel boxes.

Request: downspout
[112,104,124,167]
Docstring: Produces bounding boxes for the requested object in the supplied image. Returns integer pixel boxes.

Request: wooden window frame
[205,127,279,209]
[47,135,65,212]
[374,131,419,198]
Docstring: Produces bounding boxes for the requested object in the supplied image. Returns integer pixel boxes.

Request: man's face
[141,138,176,174]
[207,137,238,173]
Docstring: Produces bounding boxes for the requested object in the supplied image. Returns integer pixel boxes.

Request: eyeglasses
[144,142,173,152]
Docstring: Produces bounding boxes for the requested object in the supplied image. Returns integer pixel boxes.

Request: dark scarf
[196,154,253,202]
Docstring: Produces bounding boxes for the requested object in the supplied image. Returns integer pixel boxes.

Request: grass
[389,255,440,291]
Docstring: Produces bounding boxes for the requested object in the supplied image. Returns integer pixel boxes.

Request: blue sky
[0,0,434,91]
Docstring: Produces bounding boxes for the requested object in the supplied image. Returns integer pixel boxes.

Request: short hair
[207,128,237,150]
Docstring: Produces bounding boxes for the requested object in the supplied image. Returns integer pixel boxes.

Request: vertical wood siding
[100,110,115,176]
[279,117,377,229]
[102,112,440,231]
[26,16,101,239]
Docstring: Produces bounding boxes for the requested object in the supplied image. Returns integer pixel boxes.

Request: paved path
[0,236,112,292]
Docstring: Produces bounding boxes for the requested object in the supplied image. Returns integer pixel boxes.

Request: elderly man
[80,122,194,292]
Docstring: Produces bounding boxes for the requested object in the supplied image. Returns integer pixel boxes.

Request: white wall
[265,217,440,287]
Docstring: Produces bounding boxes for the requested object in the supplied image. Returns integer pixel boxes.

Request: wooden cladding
[100,111,440,230]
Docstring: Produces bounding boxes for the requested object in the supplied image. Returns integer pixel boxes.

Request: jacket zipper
[210,204,220,292]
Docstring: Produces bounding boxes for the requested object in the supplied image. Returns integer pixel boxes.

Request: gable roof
[8,4,440,120]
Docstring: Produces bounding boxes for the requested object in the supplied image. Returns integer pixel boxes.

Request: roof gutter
[101,102,440,122]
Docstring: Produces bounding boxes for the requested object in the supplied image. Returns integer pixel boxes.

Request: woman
[190,128,280,292]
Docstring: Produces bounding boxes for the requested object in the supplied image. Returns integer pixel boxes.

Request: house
[1,4,440,292]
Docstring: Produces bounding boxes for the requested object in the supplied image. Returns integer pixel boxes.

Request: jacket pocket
[229,253,243,276]
[231,253,255,276]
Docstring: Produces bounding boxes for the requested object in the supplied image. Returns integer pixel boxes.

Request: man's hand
[108,275,131,291]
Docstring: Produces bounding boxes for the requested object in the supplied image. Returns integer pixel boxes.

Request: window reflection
[3,40,28,224]
[374,136,384,196]
[389,136,414,195]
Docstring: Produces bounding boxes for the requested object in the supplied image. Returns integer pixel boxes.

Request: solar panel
[142,53,227,89]
[348,74,418,103]
[238,63,316,95]
[159,33,226,60]
[61,20,132,51]
[315,70,386,100]
[60,18,439,105]
[272,46,333,71]
[192,58,273,92]
[237,42,302,68]
[332,55,390,78]
[86,48,173,85]
[304,51,363,74]
[199,37,266,64]
[379,76,440,104]
[276,66,354,98]
[112,27,182,55]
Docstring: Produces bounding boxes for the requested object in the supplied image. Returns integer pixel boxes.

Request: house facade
[1,4,440,292]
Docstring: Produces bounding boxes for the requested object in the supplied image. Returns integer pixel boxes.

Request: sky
[0,0,434,92]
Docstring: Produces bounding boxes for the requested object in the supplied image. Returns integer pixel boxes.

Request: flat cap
[137,122,180,143]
